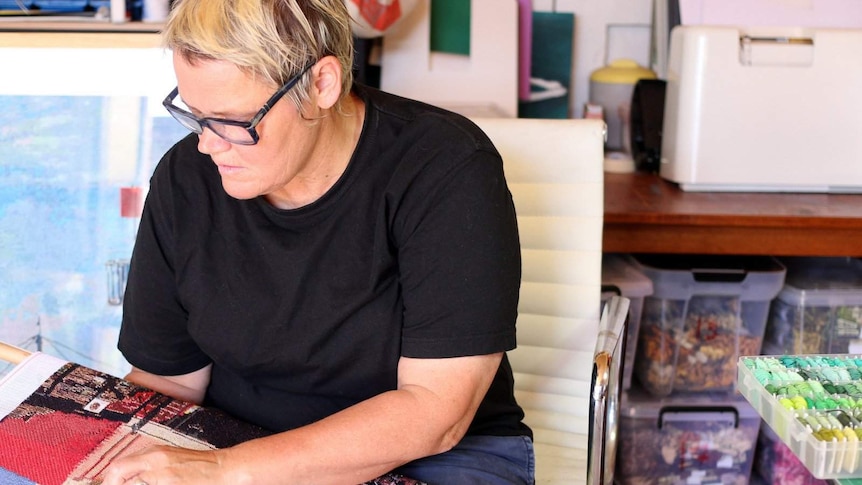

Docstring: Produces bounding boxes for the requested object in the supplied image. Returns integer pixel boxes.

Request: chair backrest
[470,117,617,484]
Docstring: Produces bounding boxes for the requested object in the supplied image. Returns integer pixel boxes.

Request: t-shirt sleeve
[394,146,521,358]
[118,154,212,376]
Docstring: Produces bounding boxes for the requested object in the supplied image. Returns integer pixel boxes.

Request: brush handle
[0,341,31,365]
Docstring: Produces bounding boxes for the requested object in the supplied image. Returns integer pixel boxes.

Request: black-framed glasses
[162,62,315,145]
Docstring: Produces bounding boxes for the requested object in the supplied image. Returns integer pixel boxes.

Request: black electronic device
[629,78,666,173]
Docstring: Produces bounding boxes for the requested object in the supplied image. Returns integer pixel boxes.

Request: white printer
[659,25,862,192]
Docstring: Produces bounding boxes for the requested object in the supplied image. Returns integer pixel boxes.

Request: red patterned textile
[0,412,119,485]
[0,361,424,485]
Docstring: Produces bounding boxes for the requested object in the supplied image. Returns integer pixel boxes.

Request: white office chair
[470,118,629,485]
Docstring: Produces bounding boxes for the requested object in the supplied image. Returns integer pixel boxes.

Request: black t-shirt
[119,84,530,439]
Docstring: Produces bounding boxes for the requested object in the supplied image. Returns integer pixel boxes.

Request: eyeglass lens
[166,100,258,145]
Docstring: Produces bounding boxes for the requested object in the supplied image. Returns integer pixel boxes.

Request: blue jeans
[393,435,535,485]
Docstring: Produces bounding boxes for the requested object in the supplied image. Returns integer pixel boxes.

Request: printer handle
[739,35,814,66]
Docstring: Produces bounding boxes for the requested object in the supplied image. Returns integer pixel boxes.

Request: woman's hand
[100,445,240,485]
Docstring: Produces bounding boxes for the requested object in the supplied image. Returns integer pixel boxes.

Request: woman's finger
[100,453,153,485]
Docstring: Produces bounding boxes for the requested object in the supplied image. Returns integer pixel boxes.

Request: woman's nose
[197,126,232,155]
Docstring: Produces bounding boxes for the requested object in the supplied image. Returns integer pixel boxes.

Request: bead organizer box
[738,354,862,479]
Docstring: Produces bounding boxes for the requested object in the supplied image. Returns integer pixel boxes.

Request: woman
[103,0,533,484]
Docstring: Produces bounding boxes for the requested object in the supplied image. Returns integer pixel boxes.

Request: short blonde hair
[163,0,354,112]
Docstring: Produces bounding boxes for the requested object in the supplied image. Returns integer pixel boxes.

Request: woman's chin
[220,182,259,201]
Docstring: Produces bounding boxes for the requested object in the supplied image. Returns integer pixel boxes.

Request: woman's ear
[311,56,343,110]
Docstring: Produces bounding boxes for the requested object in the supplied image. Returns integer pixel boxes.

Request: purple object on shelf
[518,0,532,101]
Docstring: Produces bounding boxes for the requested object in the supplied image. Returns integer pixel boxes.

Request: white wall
[532,0,654,117]
[375,0,655,119]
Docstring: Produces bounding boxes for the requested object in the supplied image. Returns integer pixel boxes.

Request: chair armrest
[587,295,630,485]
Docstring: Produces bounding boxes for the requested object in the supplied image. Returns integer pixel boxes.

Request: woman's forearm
[220,354,500,485]
[125,364,212,405]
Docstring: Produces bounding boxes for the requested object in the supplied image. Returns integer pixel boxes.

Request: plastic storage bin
[602,253,654,390]
[738,354,862,479]
[754,422,828,485]
[748,472,768,485]
[763,257,862,356]
[632,255,785,396]
[616,386,760,485]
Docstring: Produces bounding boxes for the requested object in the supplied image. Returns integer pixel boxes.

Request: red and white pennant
[350,0,403,33]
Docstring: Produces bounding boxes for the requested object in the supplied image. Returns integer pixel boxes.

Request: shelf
[604,172,862,257]
[0,20,162,33]
[0,23,162,48]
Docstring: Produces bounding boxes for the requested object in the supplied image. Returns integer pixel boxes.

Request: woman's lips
[216,164,244,175]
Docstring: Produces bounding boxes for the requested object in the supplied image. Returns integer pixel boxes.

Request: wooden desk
[604,172,862,256]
